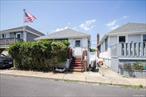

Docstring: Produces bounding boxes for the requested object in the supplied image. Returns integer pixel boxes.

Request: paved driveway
[0,75,146,97]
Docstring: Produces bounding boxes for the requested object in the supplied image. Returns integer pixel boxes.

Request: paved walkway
[0,66,146,87]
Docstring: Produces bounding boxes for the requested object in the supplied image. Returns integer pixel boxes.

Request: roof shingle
[35,28,90,40]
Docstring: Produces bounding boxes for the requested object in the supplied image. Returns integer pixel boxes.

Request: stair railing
[82,49,88,71]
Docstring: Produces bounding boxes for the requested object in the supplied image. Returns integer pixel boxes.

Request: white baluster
[124,43,126,56]
[140,42,143,56]
[137,42,140,56]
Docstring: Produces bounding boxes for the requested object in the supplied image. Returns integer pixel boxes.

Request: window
[119,36,125,43]
[16,33,21,39]
[2,34,6,38]
[75,40,81,47]
[105,38,108,51]
[143,35,146,42]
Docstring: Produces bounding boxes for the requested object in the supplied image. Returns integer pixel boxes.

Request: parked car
[0,54,13,69]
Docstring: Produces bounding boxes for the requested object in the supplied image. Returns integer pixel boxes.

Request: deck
[0,38,23,48]
[111,42,146,60]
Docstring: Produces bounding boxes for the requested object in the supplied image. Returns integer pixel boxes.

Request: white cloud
[106,15,129,30]
[106,19,119,30]
[106,20,117,27]
[79,19,96,31]
[122,15,129,19]
[55,26,69,31]
[111,25,119,30]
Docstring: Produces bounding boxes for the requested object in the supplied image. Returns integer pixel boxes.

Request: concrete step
[71,66,83,69]
[72,64,82,67]
[70,68,84,72]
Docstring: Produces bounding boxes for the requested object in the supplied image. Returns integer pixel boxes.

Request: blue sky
[0,0,146,47]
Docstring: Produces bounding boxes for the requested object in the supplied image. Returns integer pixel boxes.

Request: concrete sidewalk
[0,68,146,87]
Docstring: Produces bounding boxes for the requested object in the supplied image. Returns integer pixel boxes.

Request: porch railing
[0,38,23,48]
[111,42,146,58]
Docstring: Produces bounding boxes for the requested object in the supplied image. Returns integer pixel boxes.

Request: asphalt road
[0,75,146,97]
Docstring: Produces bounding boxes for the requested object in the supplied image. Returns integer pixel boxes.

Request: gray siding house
[98,23,146,72]
[0,26,44,49]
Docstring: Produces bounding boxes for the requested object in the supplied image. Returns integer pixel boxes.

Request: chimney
[97,33,100,57]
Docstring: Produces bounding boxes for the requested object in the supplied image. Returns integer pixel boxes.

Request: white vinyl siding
[128,34,141,43]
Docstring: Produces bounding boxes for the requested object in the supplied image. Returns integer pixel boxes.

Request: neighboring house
[35,28,91,71]
[98,23,146,72]
[0,26,44,49]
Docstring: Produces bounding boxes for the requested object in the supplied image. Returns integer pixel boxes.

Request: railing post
[121,43,124,56]
[136,42,139,56]
[118,43,122,57]
[131,43,134,56]
[140,42,143,56]
[127,43,130,56]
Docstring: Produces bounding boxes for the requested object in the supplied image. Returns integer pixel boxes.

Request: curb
[1,73,145,89]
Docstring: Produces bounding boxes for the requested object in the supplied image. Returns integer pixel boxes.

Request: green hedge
[123,63,145,71]
[8,40,69,71]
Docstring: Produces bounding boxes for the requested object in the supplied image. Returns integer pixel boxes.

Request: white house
[35,28,91,71]
[98,23,146,72]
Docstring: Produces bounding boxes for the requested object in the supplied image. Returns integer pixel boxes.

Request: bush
[123,63,133,71]
[133,63,144,71]
[123,63,144,71]
[8,40,69,72]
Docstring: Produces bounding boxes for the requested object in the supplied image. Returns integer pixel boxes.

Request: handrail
[82,50,88,71]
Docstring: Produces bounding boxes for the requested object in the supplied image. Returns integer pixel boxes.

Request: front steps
[70,58,84,72]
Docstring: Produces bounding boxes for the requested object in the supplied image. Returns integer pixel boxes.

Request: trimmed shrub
[133,63,144,71]
[8,40,69,71]
[123,63,133,71]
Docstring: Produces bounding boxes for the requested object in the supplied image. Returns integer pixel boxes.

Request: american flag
[24,9,36,23]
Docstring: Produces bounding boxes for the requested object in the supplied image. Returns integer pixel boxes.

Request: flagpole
[23,9,26,42]
[22,9,36,42]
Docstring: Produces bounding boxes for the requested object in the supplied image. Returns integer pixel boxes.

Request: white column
[23,31,27,42]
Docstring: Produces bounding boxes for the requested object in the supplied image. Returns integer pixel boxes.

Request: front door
[73,40,82,58]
